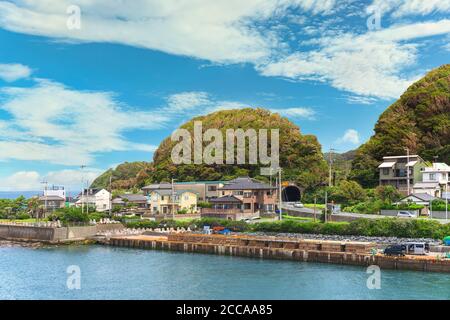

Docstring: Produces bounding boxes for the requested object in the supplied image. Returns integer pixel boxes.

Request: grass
[0,218,37,223]
[303,203,325,209]
[281,215,313,221]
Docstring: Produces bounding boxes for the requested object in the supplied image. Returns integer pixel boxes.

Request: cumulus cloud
[336,129,360,145]
[0,0,336,64]
[271,107,316,120]
[0,63,32,82]
[0,169,103,191]
[0,78,165,165]
[259,20,450,99]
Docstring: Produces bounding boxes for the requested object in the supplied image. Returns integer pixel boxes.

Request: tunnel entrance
[282,185,301,202]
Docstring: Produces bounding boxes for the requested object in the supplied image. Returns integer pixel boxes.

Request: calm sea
[0,245,449,300]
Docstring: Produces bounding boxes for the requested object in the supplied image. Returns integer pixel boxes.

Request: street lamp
[172,178,178,220]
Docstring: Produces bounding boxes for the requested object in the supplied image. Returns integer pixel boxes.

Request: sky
[0,0,449,191]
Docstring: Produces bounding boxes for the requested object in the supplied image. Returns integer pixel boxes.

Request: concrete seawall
[104,233,450,273]
[0,223,124,242]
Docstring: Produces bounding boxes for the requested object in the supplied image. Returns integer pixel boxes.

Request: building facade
[142,181,224,202]
[148,190,198,214]
[378,155,428,194]
[76,188,111,212]
[413,162,450,197]
[200,177,277,220]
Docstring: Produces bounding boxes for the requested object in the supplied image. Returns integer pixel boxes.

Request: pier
[101,233,450,273]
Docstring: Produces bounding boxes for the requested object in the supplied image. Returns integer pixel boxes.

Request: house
[113,194,148,209]
[142,181,224,201]
[201,177,277,220]
[399,193,437,206]
[39,195,65,211]
[378,155,428,194]
[148,189,198,214]
[39,185,67,211]
[413,162,450,197]
[75,188,111,212]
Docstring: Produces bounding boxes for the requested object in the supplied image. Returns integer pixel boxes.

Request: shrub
[16,213,31,220]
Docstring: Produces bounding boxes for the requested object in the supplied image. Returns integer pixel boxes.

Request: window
[207,186,217,191]
[244,192,252,198]
[382,168,389,175]
[429,173,436,181]
[244,203,251,210]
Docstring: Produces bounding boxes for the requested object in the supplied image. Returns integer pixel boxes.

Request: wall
[430,211,449,219]
[0,224,98,242]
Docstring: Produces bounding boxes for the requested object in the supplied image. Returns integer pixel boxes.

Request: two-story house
[142,181,224,202]
[413,162,450,197]
[148,189,198,214]
[76,188,111,212]
[201,177,277,220]
[378,155,428,195]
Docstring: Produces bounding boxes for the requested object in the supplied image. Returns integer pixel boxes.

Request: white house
[76,188,111,212]
[413,163,450,197]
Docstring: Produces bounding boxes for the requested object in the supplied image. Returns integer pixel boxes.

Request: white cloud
[0,0,336,64]
[0,78,165,165]
[163,91,316,121]
[0,169,103,191]
[368,0,450,18]
[260,20,450,99]
[271,107,316,120]
[0,63,32,82]
[336,129,360,145]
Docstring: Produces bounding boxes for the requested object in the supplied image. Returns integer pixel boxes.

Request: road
[282,205,449,224]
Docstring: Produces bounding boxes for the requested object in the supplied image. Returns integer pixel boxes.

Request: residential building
[148,189,198,214]
[142,181,224,201]
[413,162,450,197]
[76,188,111,212]
[112,194,148,209]
[201,177,277,220]
[39,185,66,211]
[378,155,428,194]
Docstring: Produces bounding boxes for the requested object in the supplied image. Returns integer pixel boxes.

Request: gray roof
[152,189,198,196]
[404,193,437,202]
[39,195,65,201]
[142,183,172,190]
[119,194,148,202]
[220,177,275,190]
[209,195,243,203]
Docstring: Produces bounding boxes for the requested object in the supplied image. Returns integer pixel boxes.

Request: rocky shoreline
[244,232,442,246]
[0,240,43,248]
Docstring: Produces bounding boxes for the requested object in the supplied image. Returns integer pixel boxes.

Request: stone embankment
[102,233,450,273]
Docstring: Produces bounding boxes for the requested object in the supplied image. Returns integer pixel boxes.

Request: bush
[16,213,31,220]
[88,212,108,222]
[53,207,89,223]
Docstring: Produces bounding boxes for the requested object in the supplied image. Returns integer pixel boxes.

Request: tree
[331,181,367,205]
[375,185,401,203]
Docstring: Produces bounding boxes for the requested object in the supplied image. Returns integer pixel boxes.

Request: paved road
[283,205,449,224]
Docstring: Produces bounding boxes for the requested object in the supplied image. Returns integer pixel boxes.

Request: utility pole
[278,167,282,221]
[109,175,113,217]
[313,196,317,222]
[172,178,177,220]
[405,147,410,195]
[86,179,90,215]
[324,189,328,223]
[80,165,86,214]
[446,184,448,222]
[40,180,48,222]
[328,148,336,187]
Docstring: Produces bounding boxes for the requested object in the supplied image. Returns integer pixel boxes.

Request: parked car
[293,202,304,208]
[384,244,406,256]
[397,211,415,218]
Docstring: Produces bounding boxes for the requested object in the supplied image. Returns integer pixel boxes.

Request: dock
[99,233,450,273]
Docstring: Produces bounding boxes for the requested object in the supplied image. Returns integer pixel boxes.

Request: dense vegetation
[350,64,450,187]
[122,217,450,240]
[0,196,38,220]
[91,108,328,191]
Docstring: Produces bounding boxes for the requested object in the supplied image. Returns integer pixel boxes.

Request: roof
[378,161,396,168]
[39,195,65,201]
[119,194,148,202]
[406,160,418,167]
[413,182,440,189]
[112,198,125,205]
[220,177,275,190]
[209,195,243,203]
[402,193,437,202]
[422,163,450,172]
[152,189,198,196]
[383,155,421,160]
[175,181,225,185]
[142,183,172,190]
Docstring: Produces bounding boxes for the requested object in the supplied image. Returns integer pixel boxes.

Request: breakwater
[102,233,450,273]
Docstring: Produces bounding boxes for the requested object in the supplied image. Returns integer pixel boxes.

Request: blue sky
[0,0,449,191]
